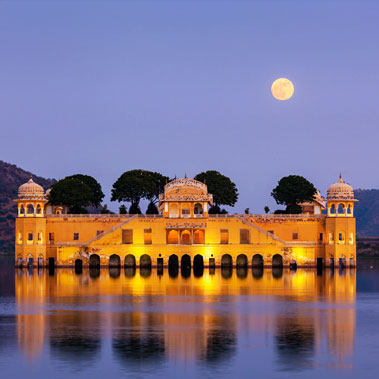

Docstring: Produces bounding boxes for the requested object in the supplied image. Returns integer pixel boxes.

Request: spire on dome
[338,173,343,183]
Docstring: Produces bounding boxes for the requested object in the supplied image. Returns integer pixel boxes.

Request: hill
[0,160,55,251]
[355,189,379,237]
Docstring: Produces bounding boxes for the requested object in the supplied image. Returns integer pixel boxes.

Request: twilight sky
[1,0,378,212]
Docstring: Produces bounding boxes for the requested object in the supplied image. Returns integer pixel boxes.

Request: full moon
[271,78,294,100]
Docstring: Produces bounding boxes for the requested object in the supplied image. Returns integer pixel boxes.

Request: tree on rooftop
[194,170,238,212]
[271,175,316,214]
[146,201,159,214]
[66,174,104,207]
[111,169,168,212]
[48,177,92,214]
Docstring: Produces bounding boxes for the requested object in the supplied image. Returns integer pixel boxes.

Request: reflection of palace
[15,269,356,368]
[15,176,357,268]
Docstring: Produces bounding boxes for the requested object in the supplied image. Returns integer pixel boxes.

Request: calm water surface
[1,256,379,378]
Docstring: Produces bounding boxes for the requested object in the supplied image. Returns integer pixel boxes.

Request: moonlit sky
[1,0,378,212]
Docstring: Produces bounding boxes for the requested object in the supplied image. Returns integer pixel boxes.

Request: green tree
[111,170,168,210]
[146,201,159,214]
[65,174,104,207]
[119,204,127,214]
[48,177,92,214]
[264,206,270,214]
[271,175,316,214]
[194,170,238,208]
[244,208,250,214]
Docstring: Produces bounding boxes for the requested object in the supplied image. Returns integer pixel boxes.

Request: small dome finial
[338,173,343,183]
[184,173,187,179]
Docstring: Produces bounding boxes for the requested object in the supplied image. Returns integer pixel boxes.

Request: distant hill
[355,189,379,237]
[0,160,55,251]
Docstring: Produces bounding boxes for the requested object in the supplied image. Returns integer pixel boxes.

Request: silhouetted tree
[271,175,316,214]
[119,205,127,214]
[194,170,238,208]
[146,201,159,214]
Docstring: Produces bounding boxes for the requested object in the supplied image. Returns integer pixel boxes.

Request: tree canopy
[65,174,104,207]
[194,170,238,207]
[48,177,93,214]
[111,169,169,209]
[271,175,317,214]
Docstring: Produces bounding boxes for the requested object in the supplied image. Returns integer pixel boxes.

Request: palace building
[14,176,357,269]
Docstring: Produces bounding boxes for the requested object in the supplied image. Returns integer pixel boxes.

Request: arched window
[36,204,42,214]
[347,204,352,214]
[194,203,203,217]
[20,205,25,215]
[330,204,335,214]
[338,232,345,244]
[337,204,344,214]
[27,204,34,215]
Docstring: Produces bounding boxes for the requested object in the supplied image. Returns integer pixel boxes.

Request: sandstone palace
[14,176,357,269]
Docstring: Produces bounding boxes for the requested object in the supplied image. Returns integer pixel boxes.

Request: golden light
[271,78,294,101]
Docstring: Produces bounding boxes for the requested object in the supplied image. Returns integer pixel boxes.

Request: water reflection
[12,266,356,371]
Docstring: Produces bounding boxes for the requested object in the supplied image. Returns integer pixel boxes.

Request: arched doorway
[109,254,121,267]
[89,254,100,268]
[272,254,283,268]
[252,254,264,268]
[167,230,179,244]
[124,254,136,268]
[180,230,192,245]
[193,254,203,268]
[236,254,248,268]
[169,254,179,268]
[221,254,233,268]
[75,259,83,273]
[140,254,151,268]
[181,254,191,269]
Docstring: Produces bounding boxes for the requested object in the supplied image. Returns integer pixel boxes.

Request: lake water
[1,256,379,378]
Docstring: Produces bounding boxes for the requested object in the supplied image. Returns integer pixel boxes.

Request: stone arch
[169,254,179,268]
[289,259,297,270]
[252,254,264,268]
[236,254,248,268]
[89,254,100,268]
[140,254,151,268]
[75,259,83,272]
[330,204,336,214]
[221,254,233,268]
[194,203,203,216]
[337,203,345,214]
[20,205,25,215]
[193,229,205,244]
[180,230,191,245]
[193,254,204,269]
[27,204,34,215]
[36,204,42,215]
[347,204,352,214]
[124,254,136,268]
[167,230,179,244]
[181,254,191,269]
[109,254,121,267]
[272,254,283,268]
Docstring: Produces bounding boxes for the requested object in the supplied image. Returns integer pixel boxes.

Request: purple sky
[1,0,378,212]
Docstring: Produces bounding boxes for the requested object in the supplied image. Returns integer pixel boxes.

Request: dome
[18,178,45,200]
[327,175,355,201]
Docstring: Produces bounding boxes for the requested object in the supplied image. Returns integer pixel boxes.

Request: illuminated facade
[14,176,357,268]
